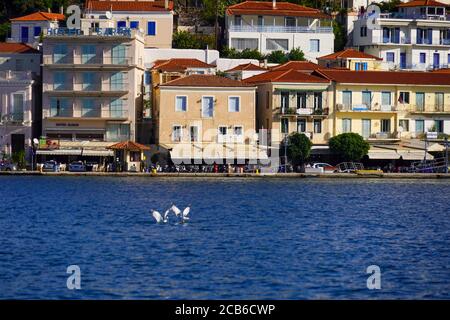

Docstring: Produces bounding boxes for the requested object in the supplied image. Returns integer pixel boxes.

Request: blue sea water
[0,176,449,299]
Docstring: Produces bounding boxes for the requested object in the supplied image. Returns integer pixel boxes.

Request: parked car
[0,161,17,171]
[85,162,97,172]
[312,163,337,173]
[42,160,60,172]
[68,161,86,172]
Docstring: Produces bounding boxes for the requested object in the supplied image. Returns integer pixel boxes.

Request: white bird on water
[151,204,191,224]
[171,204,181,217]
[182,206,190,221]
[151,209,170,224]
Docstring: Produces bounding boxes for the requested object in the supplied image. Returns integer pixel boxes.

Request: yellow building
[315,69,450,142]
[244,68,330,146]
[154,74,266,164]
[317,48,383,71]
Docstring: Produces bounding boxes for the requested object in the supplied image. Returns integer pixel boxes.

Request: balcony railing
[44,82,128,92]
[280,107,328,115]
[408,104,450,113]
[43,56,135,65]
[0,71,34,81]
[47,108,129,118]
[336,104,396,112]
[0,112,25,124]
[229,25,333,33]
[46,27,142,38]
[217,134,244,143]
[377,12,450,21]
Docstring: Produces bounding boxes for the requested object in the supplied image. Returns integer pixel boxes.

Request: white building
[353,0,450,71]
[0,43,41,158]
[8,11,64,48]
[225,1,334,62]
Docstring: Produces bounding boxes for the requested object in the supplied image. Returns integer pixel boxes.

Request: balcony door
[433,53,440,68]
[12,93,24,121]
[400,53,406,69]
[416,92,425,111]
[21,27,29,43]
[280,91,289,113]
[362,119,371,139]
[297,92,306,110]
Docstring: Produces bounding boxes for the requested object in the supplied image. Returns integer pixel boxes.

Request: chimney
[165,0,169,10]
[205,45,209,64]
[48,8,51,13]
[263,59,268,69]
[60,6,64,14]
[272,0,276,9]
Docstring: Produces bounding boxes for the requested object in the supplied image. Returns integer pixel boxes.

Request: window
[360,26,367,37]
[309,39,320,52]
[257,16,264,27]
[130,21,139,29]
[234,15,242,26]
[50,98,71,117]
[81,45,96,64]
[381,119,391,133]
[342,118,352,133]
[435,92,444,111]
[297,92,306,109]
[281,118,289,134]
[415,120,424,133]
[362,119,371,138]
[53,44,68,63]
[281,91,289,113]
[112,45,126,64]
[228,97,240,112]
[382,92,391,106]
[419,52,426,64]
[53,72,66,90]
[147,21,156,35]
[297,119,306,132]
[144,71,151,85]
[362,91,372,108]
[82,98,99,117]
[231,38,258,50]
[117,21,126,29]
[83,72,95,91]
[190,126,199,142]
[342,91,352,108]
[110,72,124,91]
[313,119,322,133]
[399,91,410,104]
[266,39,289,51]
[434,120,444,133]
[386,52,395,63]
[12,94,24,121]
[314,92,322,110]
[175,96,187,112]
[106,124,129,142]
[218,126,227,136]
[110,99,125,117]
[399,119,409,132]
[172,125,182,142]
[33,26,42,37]
[355,62,368,71]
[234,126,243,136]
[285,17,296,27]
[383,27,390,43]
[415,92,424,111]
[448,53,450,64]
[202,96,214,117]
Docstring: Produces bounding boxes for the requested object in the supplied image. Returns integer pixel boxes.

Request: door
[21,27,29,43]
[281,91,289,113]
[190,126,199,142]
[416,92,425,111]
[362,119,371,139]
[400,53,406,69]
[11,134,25,154]
[433,53,440,68]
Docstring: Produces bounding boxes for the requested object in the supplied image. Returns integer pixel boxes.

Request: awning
[37,149,82,156]
[397,150,434,161]
[169,143,268,162]
[81,149,114,156]
[368,150,400,160]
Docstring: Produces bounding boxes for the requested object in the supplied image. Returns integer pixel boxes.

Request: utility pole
[445,136,449,174]
[215,0,219,50]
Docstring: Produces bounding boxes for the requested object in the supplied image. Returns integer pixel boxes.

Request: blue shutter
[427,29,433,44]
[147,21,156,35]
[130,21,139,29]
[117,21,126,29]
[34,26,42,37]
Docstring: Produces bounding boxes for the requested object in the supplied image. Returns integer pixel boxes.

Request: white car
[312,163,337,173]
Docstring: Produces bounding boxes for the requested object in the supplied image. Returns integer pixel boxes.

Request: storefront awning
[37,149,82,156]
[81,149,114,156]
[397,150,434,161]
[368,150,400,160]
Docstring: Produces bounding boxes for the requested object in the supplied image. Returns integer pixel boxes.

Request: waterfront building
[154,74,266,164]
[353,0,450,71]
[315,69,450,142]
[40,26,145,159]
[224,62,268,80]
[0,43,41,159]
[225,1,334,62]
[8,11,65,48]
[316,48,383,70]
[243,68,331,147]
[83,0,174,48]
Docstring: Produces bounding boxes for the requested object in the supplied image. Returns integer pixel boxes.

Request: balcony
[217,134,244,143]
[46,108,129,119]
[46,27,142,38]
[408,104,450,113]
[0,71,34,81]
[378,12,450,21]
[44,82,128,96]
[228,25,333,33]
[280,107,329,116]
[367,132,400,140]
[0,112,26,125]
[43,56,136,67]
[336,104,396,112]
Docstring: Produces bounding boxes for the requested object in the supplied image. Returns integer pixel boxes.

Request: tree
[378,0,402,12]
[221,47,265,60]
[11,150,26,169]
[333,20,347,52]
[329,133,370,162]
[287,132,313,172]
[267,50,288,64]
[287,47,305,61]
[172,30,215,49]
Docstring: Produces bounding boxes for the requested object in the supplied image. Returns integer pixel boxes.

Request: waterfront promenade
[1,171,450,179]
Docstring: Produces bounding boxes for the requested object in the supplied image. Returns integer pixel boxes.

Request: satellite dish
[105,11,113,20]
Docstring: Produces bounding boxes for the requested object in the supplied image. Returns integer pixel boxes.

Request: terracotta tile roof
[107,141,150,151]
[0,43,39,54]
[152,58,215,72]
[431,68,450,73]
[314,69,450,86]
[397,0,448,7]
[225,63,267,72]
[269,60,321,72]
[160,74,253,87]
[244,69,329,84]
[317,48,382,61]
[226,1,330,18]
[11,11,65,22]
[86,1,173,12]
